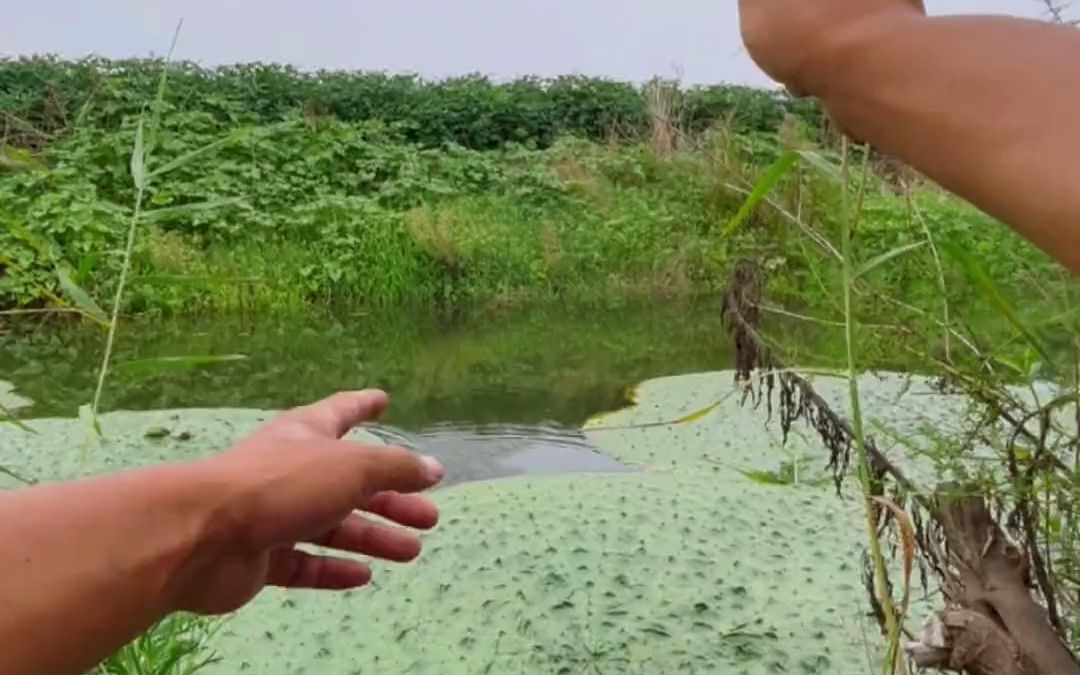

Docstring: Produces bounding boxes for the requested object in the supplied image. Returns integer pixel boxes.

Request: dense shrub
[0,57,821,149]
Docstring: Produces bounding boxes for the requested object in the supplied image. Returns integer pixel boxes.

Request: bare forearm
[0,465,214,675]
[809,15,1080,271]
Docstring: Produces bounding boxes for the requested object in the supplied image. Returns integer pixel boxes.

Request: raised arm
[740,0,1080,272]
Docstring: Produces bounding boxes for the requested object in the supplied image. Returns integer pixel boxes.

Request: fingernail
[421,455,444,482]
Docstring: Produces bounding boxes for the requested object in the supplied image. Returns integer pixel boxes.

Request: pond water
[1,301,735,482]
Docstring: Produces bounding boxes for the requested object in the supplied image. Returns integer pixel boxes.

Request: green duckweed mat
[2,370,1000,673]
[212,473,871,675]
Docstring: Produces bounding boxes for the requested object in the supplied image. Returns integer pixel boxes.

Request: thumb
[272,390,390,440]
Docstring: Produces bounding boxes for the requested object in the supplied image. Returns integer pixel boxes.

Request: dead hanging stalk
[721,258,917,500]
[721,259,1080,675]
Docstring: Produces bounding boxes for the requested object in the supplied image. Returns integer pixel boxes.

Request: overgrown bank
[0,60,1061,322]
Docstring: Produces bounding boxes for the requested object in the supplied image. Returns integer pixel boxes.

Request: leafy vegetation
[96,615,220,675]
[0,60,1061,335]
[1,57,821,149]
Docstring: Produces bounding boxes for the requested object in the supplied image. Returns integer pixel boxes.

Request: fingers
[354,445,444,496]
[365,491,439,530]
[309,513,423,562]
[267,549,372,590]
[281,390,390,439]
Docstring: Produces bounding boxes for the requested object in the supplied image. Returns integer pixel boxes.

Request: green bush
[0,57,820,149]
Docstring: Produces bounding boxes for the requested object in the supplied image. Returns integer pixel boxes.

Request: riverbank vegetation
[0,58,1061,327]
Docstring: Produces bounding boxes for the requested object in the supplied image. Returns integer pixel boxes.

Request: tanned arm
[740,1,1080,271]
[0,391,444,675]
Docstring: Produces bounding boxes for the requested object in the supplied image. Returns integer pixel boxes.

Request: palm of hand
[168,391,443,616]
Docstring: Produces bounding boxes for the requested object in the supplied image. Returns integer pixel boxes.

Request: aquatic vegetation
[584,370,963,487]
[208,473,870,675]
[0,370,968,673]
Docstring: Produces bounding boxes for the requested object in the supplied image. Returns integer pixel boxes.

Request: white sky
[1,1,1065,86]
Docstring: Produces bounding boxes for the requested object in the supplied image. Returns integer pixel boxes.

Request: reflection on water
[0,303,733,427]
[370,422,633,486]
[3,303,724,483]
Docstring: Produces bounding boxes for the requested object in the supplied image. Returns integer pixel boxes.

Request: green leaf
[114,354,249,378]
[56,266,108,323]
[795,149,841,183]
[145,20,182,157]
[853,241,927,279]
[738,469,790,486]
[7,222,54,258]
[941,239,1053,365]
[138,198,251,223]
[0,145,45,172]
[75,252,102,285]
[672,401,722,425]
[720,150,798,237]
[993,354,1025,375]
[148,128,252,179]
[131,116,147,191]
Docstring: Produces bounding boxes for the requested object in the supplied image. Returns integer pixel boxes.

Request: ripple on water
[368,423,633,486]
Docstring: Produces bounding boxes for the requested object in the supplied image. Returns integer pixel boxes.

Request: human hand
[167,390,444,615]
[738,0,926,94]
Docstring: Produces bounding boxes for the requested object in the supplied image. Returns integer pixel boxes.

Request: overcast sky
[2,1,1064,86]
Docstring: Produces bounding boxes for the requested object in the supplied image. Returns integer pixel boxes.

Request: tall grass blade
[907,196,952,362]
[75,252,102,285]
[114,354,248,378]
[940,239,1053,364]
[135,274,261,286]
[672,401,722,425]
[130,117,146,191]
[871,497,916,617]
[56,266,107,323]
[148,128,251,179]
[840,140,904,675]
[138,198,251,223]
[795,149,842,183]
[0,399,35,434]
[720,149,798,237]
[853,241,927,280]
[79,403,103,438]
[145,20,183,157]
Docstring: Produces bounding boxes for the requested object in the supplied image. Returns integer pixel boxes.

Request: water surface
[2,302,736,481]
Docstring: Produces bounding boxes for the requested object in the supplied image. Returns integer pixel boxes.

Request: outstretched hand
[170,390,444,615]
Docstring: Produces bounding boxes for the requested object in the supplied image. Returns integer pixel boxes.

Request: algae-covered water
[0,305,967,673]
